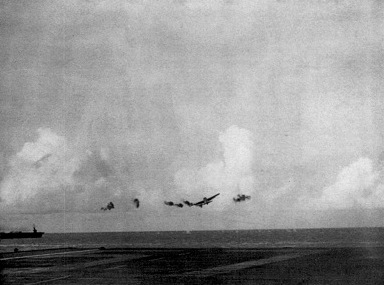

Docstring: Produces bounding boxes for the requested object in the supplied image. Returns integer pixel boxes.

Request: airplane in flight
[101,201,114,211]
[33,153,52,168]
[193,193,220,208]
[133,198,140,208]
[233,194,251,202]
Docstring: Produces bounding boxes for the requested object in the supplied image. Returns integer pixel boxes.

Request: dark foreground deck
[1,246,384,284]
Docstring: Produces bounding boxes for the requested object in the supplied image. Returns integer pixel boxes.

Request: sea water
[1,227,384,253]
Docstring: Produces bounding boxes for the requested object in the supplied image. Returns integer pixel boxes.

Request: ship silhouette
[0,225,44,239]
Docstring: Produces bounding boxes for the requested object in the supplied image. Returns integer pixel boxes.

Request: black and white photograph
[1,0,384,284]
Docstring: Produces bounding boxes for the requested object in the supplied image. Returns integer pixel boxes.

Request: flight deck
[1,246,384,284]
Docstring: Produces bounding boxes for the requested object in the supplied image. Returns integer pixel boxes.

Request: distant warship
[0,225,44,239]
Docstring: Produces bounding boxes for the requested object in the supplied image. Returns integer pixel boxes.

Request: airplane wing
[194,193,220,206]
[206,193,220,201]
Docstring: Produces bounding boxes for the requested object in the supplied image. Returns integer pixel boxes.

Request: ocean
[1,227,384,253]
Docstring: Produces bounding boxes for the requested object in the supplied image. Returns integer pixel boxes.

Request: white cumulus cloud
[174,125,255,209]
[297,157,384,210]
[0,128,123,213]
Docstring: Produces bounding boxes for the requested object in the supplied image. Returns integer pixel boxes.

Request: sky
[1,0,384,232]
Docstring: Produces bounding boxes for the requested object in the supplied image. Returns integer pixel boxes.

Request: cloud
[174,125,255,209]
[16,128,66,162]
[0,128,75,205]
[0,128,129,213]
[297,157,384,210]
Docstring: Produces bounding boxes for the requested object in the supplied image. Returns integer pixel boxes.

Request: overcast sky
[1,0,384,232]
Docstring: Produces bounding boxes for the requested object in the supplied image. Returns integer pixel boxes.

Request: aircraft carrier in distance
[0,226,44,239]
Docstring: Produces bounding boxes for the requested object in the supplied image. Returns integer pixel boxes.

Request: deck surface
[1,246,384,284]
